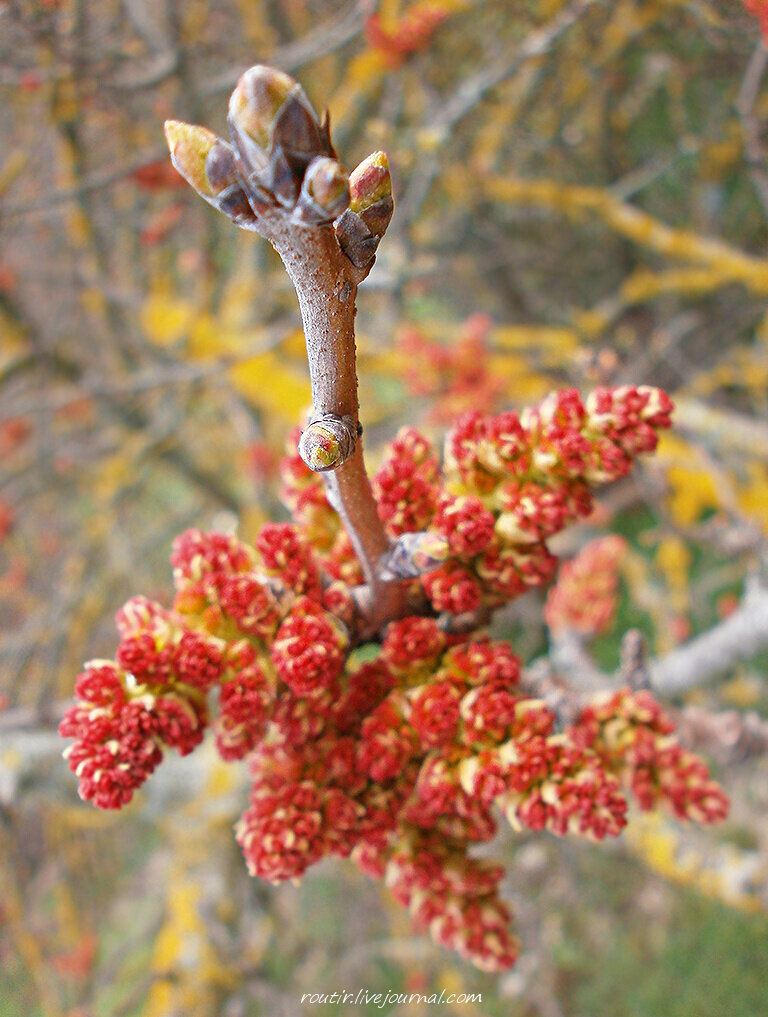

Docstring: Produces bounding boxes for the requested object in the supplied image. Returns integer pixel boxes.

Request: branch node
[620,628,650,691]
[377,531,449,581]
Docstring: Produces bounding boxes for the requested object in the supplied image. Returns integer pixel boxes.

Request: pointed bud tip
[163,120,219,197]
[163,119,184,148]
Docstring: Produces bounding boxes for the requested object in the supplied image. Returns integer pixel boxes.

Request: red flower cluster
[59,594,224,810]
[573,688,729,824]
[544,534,627,637]
[373,427,441,536]
[744,0,768,42]
[386,831,518,971]
[396,314,506,422]
[365,4,452,67]
[372,385,671,615]
[61,386,728,971]
[281,386,671,620]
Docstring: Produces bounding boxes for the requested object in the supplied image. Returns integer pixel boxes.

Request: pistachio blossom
[60,64,728,972]
[544,534,627,637]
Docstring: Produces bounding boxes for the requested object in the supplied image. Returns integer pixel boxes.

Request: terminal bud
[228,64,335,210]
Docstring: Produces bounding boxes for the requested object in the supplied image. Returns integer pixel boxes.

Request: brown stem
[261,212,407,629]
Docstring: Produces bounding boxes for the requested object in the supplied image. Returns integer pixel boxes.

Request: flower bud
[164,120,220,198]
[294,157,349,224]
[334,152,393,269]
[228,65,297,152]
[298,414,357,472]
[349,151,392,214]
[164,120,257,229]
[228,64,333,209]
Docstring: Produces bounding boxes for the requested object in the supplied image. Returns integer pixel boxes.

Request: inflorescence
[61,63,728,973]
[61,383,728,972]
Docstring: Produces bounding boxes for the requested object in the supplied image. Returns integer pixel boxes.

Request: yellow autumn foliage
[144,878,225,1017]
[229,351,311,420]
[451,171,768,295]
[626,813,765,913]
[735,465,768,533]
[654,535,691,613]
[141,289,196,348]
[656,434,722,526]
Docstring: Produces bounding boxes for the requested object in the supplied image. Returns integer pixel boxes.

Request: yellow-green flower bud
[228,64,332,210]
[164,120,257,230]
[164,120,220,199]
[349,151,392,214]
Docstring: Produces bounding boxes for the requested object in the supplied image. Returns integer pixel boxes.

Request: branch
[0,149,168,220]
[522,627,768,764]
[201,0,376,96]
[736,42,768,220]
[673,395,768,461]
[649,580,768,696]
[164,65,408,630]
[398,0,598,224]
[541,570,768,701]
[260,212,398,615]
[672,705,768,765]
[462,173,768,294]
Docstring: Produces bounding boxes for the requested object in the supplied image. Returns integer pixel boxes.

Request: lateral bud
[378,531,449,582]
[334,152,393,269]
[164,120,257,229]
[298,413,357,472]
[294,157,350,225]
